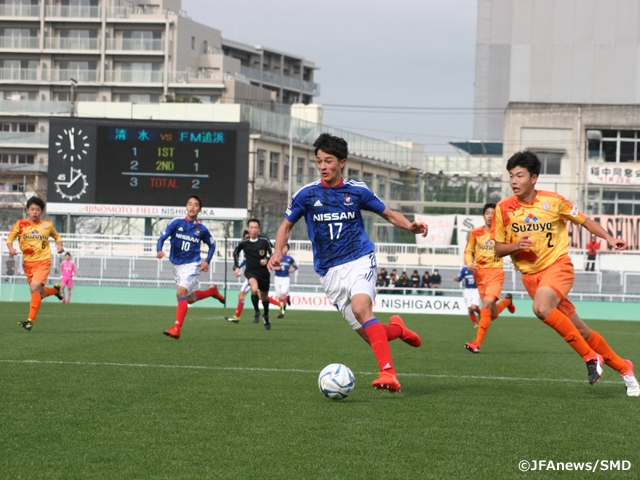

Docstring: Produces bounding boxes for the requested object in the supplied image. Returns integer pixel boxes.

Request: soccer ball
[318,363,355,400]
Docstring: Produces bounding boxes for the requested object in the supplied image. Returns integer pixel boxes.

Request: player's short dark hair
[187,195,202,208]
[313,133,348,160]
[506,151,541,176]
[483,203,496,214]
[247,218,260,227]
[284,243,290,249]
[65,252,71,257]
[26,196,45,210]
[242,229,250,238]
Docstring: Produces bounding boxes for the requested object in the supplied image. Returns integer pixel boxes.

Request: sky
[182,0,478,155]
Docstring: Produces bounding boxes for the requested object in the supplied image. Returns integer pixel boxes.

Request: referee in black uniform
[233,218,273,329]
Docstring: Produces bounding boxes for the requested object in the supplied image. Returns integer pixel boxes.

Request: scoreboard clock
[48,118,249,209]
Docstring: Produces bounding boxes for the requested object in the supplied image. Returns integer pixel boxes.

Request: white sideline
[0,359,624,385]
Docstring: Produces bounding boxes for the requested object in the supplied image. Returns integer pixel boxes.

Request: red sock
[28,293,42,322]
[235,301,244,318]
[194,289,212,301]
[469,311,479,325]
[268,296,281,307]
[175,298,188,328]
[363,318,395,374]
[43,286,57,297]
[382,323,402,341]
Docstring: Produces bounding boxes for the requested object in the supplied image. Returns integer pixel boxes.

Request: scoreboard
[47,118,249,213]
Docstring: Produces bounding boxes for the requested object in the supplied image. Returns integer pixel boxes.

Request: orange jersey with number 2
[7,218,61,263]
[492,190,586,275]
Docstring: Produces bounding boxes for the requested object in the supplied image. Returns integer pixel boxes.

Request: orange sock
[474,309,492,347]
[28,293,42,322]
[382,323,402,341]
[543,309,595,360]
[44,286,57,297]
[496,298,510,315]
[587,330,629,374]
[235,301,244,318]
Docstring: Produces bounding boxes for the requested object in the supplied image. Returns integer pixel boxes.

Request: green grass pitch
[1,302,639,479]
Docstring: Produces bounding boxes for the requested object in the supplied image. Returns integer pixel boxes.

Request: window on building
[308,163,316,181]
[257,149,266,177]
[347,168,359,180]
[269,152,280,180]
[534,152,562,175]
[2,90,37,101]
[191,36,195,50]
[283,154,289,182]
[588,129,640,163]
[0,153,35,164]
[363,172,374,188]
[1,122,36,132]
[588,188,640,215]
[296,157,305,185]
[117,93,159,103]
[377,175,387,199]
[0,182,25,192]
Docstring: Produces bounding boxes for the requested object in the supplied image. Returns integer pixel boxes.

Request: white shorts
[240,278,251,294]
[320,253,377,330]
[173,262,201,296]
[274,276,290,296]
[464,288,481,308]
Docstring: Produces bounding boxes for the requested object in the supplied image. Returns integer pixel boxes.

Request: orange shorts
[23,259,51,285]
[521,254,576,318]
[473,268,505,301]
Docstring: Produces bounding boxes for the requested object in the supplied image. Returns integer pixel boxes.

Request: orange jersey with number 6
[7,218,61,262]
[465,226,503,269]
[492,190,586,275]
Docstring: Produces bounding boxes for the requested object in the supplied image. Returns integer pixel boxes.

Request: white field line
[0,359,625,385]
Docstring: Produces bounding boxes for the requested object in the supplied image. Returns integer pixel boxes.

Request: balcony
[50,69,99,82]
[45,37,100,51]
[0,4,39,18]
[106,5,169,20]
[239,65,320,94]
[168,71,247,86]
[106,38,165,52]
[0,100,71,115]
[0,68,39,81]
[45,5,101,19]
[105,70,163,84]
[0,132,48,148]
[0,37,39,49]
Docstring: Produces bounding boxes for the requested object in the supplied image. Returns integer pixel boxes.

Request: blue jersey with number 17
[157,217,215,265]
[285,179,386,275]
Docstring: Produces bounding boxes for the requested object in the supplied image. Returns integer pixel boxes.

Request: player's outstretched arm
[494,235,534,257]
[582,217,627,251]
[378,207,428,237]
[268,218,295,270]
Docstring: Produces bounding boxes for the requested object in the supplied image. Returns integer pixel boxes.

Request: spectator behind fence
[586,234,600,272]
[431,269,442,296]
[421,271,431,294]
[410,270,420,294]
[388,271,397,289]
[376,273,388,293]
[397,271,410,295]
[380,268,389,284]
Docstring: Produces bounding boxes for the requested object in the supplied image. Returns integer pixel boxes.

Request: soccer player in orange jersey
[493,151,639,395]
[6,197,64,330]
[464,203,516,353]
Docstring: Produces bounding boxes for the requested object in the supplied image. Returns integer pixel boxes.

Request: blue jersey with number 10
[157,217,215,265]
[285,179,386,275]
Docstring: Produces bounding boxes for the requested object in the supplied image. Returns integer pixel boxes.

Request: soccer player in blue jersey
[271,243,298,318]
[157,195,225,339]
[268,133,428,393]
[453,265,481,326]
